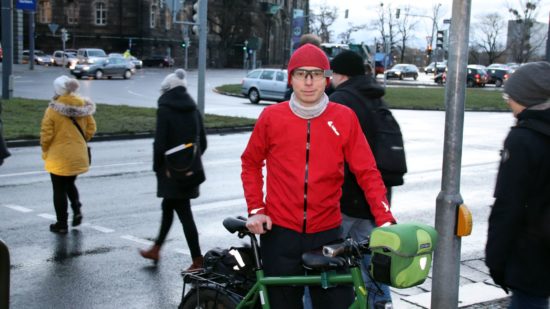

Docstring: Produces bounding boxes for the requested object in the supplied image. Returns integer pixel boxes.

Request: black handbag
[70,117,91,165]
[164,111,206,188]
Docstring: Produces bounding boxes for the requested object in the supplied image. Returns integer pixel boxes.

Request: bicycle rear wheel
[180,287,239,309]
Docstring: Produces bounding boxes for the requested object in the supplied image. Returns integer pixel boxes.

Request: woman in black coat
[140,69,207,271]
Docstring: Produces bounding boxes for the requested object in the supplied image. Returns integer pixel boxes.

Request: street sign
[15,0,36,11]
[443,19,451,24]
[48,23,59,36]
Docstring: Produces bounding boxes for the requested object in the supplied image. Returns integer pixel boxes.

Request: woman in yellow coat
[40,75,96,233]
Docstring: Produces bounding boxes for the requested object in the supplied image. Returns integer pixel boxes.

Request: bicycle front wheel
[180,287,239,309]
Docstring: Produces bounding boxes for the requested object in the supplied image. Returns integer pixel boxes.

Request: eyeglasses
[292,69,330,81]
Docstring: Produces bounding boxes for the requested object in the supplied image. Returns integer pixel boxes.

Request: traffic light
[192,1,199,23]
[427,45,432,55]
[181,41,186,48]
[436,30,444,49]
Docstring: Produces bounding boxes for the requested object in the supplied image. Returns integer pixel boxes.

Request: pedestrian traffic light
[436,30,444,49]
[181,41,186,48]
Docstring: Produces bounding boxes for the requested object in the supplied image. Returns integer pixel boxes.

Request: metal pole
[28,11,35,70]
[546,11,550,62]
[1,0,13,99]
[0,239,10,309]
[196,0,207,116]
[431,1,471,308]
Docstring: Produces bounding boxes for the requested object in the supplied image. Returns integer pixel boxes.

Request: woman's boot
[184,256,204,272]
[139,245,161,264]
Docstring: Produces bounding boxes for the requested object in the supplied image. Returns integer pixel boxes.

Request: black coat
[485,107,550,297]
[329,75,386,219]
[153,86,207,199]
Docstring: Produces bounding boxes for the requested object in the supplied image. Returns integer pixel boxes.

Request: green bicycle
[179,217,437,309]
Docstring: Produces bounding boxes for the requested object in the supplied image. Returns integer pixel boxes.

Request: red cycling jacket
[241,101,395,234]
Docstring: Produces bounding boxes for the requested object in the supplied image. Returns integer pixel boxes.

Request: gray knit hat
[160,68,187,93]
[504,61,550,107]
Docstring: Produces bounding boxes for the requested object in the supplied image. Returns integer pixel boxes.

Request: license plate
[73,70,81,74]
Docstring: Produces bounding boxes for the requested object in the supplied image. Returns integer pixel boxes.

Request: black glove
[489,268,509,294]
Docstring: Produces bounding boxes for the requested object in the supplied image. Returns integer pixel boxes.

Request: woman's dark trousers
[50,173,81,225]
[155,198,201,258]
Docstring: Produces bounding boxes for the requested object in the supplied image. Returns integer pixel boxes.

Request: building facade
[17,0,309,68]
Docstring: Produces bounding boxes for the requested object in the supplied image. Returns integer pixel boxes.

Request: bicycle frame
[235,224,368,309]
[236,266,368,309]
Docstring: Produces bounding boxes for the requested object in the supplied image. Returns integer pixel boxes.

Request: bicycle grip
[323,243,345,257]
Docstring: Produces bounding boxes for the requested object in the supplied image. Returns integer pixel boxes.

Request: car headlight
[395,71,401,75]
[82,65,90,71]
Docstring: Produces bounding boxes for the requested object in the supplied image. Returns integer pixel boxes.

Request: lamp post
[407,3,442,71]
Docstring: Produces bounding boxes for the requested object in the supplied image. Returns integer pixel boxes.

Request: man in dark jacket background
[486,61,550,309]
[329,50,399,309]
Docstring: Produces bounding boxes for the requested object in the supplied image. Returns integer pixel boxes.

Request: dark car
[486,64,512,88]
[385,64,419,80]
[424,61,447,74]
[70,57,133,80]
[466,65,489,87]
[142,55,174,67]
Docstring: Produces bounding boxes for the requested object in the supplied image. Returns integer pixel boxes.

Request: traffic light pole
[431,1,472,308]
[1,0,14,99]
[196,0,207,115]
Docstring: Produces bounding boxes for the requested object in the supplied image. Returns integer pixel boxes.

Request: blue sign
[16,0,37,11]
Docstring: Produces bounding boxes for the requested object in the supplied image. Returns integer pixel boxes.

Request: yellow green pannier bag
[368,223,438,288]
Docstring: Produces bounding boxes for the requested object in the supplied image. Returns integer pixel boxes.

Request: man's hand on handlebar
[246,214,272,234]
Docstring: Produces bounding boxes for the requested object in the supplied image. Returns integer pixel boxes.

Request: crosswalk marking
[4,204,33,213]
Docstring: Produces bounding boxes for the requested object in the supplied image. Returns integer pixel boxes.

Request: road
[1,64,514,307]
[1,104,515,308]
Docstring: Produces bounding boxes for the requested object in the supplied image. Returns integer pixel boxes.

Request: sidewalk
[391,258,509,308]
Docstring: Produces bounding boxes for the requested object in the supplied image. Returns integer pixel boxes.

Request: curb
[5,126,254,148]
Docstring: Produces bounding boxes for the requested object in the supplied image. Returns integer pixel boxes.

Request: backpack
[339,88,407,186]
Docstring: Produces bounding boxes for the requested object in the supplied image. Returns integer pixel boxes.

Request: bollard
[0,239,9,309]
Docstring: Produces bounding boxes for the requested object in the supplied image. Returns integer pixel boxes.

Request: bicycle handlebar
[322,238,370,258]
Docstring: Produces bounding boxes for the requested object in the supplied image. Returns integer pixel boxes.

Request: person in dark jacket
[486,61,550,309]
[139,69,207,272]
[329,50,395,308]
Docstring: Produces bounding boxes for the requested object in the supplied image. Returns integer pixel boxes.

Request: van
[77,48,107,64]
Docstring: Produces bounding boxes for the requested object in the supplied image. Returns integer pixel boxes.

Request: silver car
[241,69,289,104]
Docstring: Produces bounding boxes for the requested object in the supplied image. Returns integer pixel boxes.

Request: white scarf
[289,92,329,119]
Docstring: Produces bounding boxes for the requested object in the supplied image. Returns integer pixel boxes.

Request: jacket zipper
[302,120,311,233]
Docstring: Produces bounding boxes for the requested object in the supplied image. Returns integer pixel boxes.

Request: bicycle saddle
[301,253,346,271]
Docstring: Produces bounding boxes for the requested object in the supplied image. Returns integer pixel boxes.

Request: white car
[241,69,289,104]
[52,50,78,68]
[22,50,54,65]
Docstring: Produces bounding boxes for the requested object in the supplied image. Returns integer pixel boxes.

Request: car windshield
[34,51,46,56]
[89,50,107,57]
[392,64,407,70]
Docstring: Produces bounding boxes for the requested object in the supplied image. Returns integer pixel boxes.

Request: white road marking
[84,224,115,233]
[37,213,56,220]
[120,234,153,245]
[4,204,33,212]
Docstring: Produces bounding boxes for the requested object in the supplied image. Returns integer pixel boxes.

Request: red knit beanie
[287,43,330,85]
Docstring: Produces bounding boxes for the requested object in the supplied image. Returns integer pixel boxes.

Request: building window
[38,1,52,24]
[95,1,107,26]
[150,4,157,28]
[66,3,79,25]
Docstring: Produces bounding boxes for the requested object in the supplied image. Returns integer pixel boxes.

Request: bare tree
[507,0,547,63]
[472,13,507,64]
[371,2,399,57]
[310,5,338,43]
[337,23,367,44]
[395,6,419,63]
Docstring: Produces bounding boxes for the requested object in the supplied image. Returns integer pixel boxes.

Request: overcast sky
[309,0,550,48]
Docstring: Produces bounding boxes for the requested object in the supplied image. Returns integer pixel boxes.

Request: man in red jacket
[241,43,395,309]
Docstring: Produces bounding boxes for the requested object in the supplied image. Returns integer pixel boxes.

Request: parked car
[52,50,78,68]
[76,48,107,64]
[241,68,289,104]
[467,65,489,87]
[424,61,447,74]
[70,57,133,80]
[142,55,174,67]
[22,50,54,65]
[486,63,512,87]
[385,64,419,80]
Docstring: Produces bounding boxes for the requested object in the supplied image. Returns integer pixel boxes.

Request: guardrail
[0,239,9,309]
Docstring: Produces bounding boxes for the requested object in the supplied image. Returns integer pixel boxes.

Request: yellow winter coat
[40,94,97,176]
